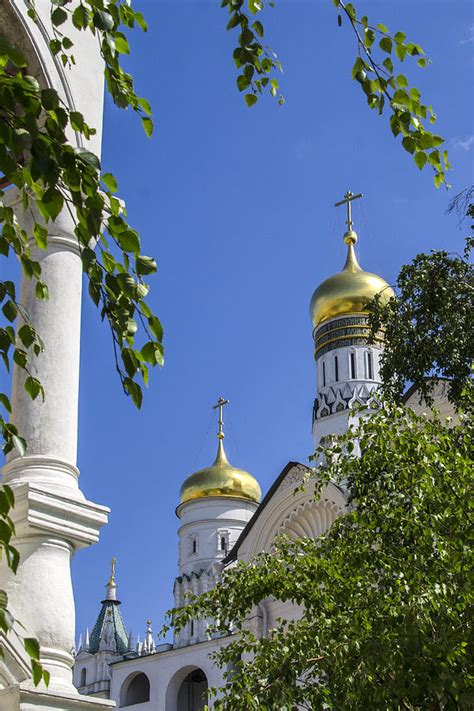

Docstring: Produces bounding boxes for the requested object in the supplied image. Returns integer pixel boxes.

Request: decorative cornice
[9,483,109,549]
[278,498,344,540]
[313,383,381,422]
[279,465,309,491]
[313,314,384,358]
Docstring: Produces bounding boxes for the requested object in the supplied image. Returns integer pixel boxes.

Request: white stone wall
[109,638,231,710]
[174,496,258,648]
[177,497,258,577]
[74,650,122,699]
[312,326,384,448]
[316,343,382,393]
[7,0,105,155]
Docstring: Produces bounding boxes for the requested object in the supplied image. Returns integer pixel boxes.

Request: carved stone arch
[242,471,346,559]
[278,498,343,540]
[348,393,364,409]
[316,393,331,419]
[1,2,104,154]
[119,671,151,707]
[332,387,347,414]
[0,3,75,105]
[0,3,47,86]
[367,390,381,410]
[165,665,209,711]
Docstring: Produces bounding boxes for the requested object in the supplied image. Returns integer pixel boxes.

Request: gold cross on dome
[212,397,229,440]
[335,190,363,231]
[108,556,117,585]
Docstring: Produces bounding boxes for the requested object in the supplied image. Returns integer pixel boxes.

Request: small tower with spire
[174,398,261,647]
[309,191,394,447]
[73,559,130,697]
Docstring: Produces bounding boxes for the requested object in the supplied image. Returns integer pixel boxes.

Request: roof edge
[223,461,312,564]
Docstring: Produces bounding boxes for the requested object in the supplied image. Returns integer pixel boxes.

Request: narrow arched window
[367,351,373,379]
[334,355,339,382]
[80,668,87,687]
[350,351,356,379]
[322,360,326,387]
[190,620,194,637]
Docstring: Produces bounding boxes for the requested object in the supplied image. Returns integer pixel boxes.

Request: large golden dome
[179,438,261,505]
[310,231,394,328]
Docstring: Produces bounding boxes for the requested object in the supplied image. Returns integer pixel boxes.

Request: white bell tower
[174,398,260,647]
[310,191,394,448]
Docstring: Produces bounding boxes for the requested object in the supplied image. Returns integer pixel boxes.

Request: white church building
[0,5,450,710]
[71,207,398,709]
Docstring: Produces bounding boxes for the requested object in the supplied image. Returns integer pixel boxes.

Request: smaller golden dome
[310,231,394,328]
[179,439,261,505]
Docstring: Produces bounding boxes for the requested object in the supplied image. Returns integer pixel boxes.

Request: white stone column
[5,208,83,493]
[0,201,110,703]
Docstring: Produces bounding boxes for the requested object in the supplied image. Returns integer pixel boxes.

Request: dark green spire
[88,559,128,655]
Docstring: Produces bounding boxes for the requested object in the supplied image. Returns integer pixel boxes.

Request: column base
[0,684,115,711]
[0,482,110,693]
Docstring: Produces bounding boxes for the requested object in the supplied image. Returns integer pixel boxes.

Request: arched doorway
[176,668,208,711]
[120,671,150,707]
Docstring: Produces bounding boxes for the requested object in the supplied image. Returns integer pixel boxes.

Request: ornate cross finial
[108,556,117,586]
[212,396,229,440]
[335,190,363,232]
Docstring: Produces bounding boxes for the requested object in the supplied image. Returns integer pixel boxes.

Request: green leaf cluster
[0,0,162,428]
[222,0,450,186]
[0,281,44,456]
[368,237,473,406]
[221,0,283,106]
[337,3,450,187]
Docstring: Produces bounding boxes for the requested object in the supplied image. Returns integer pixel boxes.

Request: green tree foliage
[0,0,160,685]
[222,0,450,186]
[171,395,473,710]
[0,0,162,440]
[369,238,473,407]
[170,246,473,709]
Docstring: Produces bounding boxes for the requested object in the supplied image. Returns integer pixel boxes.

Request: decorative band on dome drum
[313,315,384,357]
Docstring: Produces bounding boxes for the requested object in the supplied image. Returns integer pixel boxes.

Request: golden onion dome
[179,426,261,506]
[310,230,394,328]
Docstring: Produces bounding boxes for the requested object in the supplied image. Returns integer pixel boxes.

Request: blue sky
[69,0,473,643]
